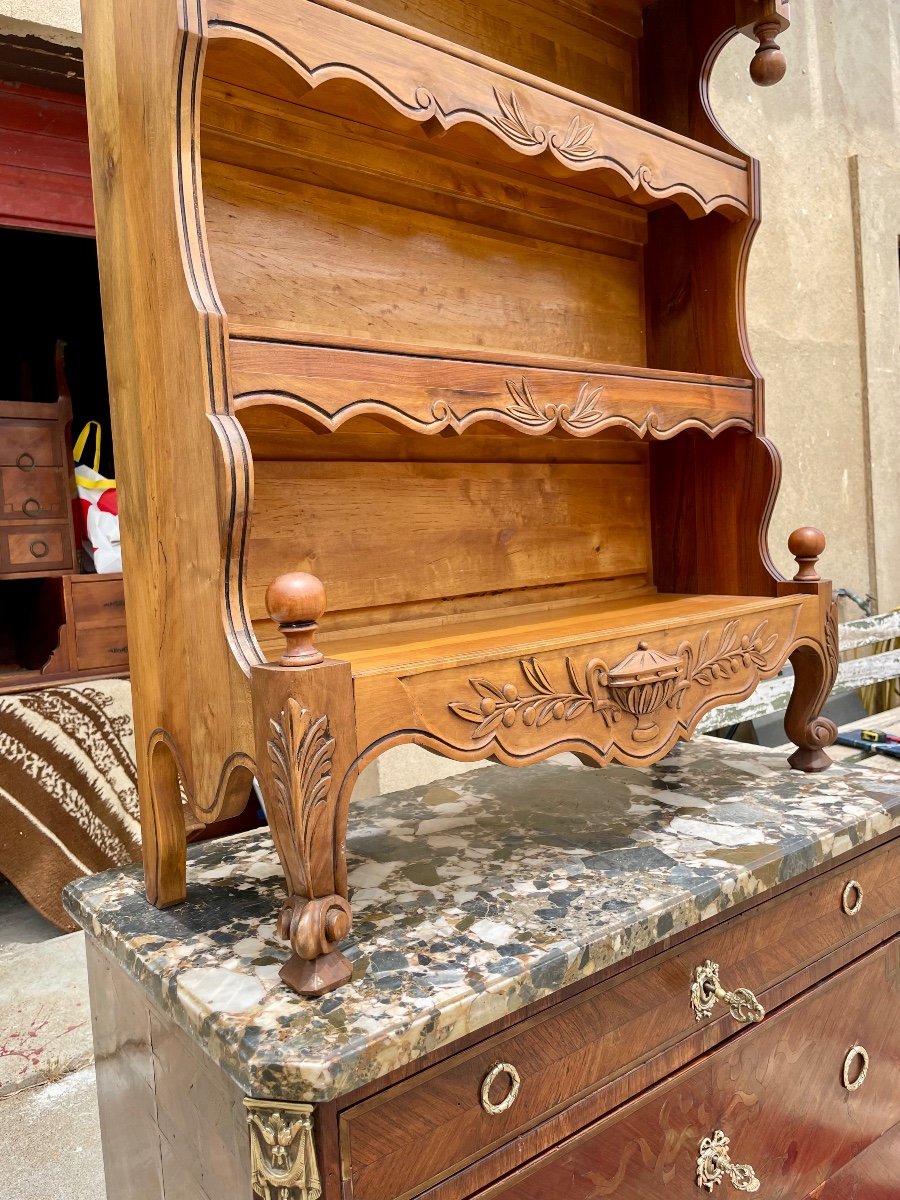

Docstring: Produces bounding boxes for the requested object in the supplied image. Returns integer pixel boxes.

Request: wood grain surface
[341,839,900,1200]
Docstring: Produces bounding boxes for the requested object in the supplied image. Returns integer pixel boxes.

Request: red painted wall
[0,81,94,236]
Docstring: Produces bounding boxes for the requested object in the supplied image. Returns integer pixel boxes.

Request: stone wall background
[711,0,900,613]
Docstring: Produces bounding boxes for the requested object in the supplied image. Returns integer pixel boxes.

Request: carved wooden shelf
[230,338,755,440]
[205,0,751,220]
[85,0,835,997]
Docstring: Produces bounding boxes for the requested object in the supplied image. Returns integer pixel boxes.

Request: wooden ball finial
[788,527,826,582]
[749,20,787,86]
[265,572,326,667]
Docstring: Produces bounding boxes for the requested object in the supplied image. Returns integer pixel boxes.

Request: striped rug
[0,680,140,930]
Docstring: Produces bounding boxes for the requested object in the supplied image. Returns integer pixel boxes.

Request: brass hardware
[696,1130,760,1192]
[22,497,42,516]
[29,539,49,559]
[691,960,765,1024]
[244,1098,321,1200]
[16,452,35,471]
[842,1044,869,1092]
[841,879,863,916]
[480,1061,521,1115]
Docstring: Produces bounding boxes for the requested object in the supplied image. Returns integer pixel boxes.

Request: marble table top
[64,739,900,1104]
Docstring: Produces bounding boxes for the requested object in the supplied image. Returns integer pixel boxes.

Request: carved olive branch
[449,620,781,742]
[449,656,619,739]
[679,620,778,688]
[491,88,597,163]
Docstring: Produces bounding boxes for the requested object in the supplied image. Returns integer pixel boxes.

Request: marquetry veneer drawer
[490,937,900,1199]
[0,524,73,573]
[340,839,900,1200]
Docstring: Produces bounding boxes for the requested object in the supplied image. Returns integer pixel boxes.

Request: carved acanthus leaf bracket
[245,1099,321,1200]
[449,620,780,745]
[265,698,353,967]
[267,697,335,903]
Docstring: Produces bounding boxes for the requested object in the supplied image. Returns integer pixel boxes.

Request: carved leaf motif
[449,655,619,741]
[565,383,605,431]
[553,114,596,160]
[492,88,541,147]
[267,698,335,901]
[448,618,784,747]
[504,377,550,426]
[684,619,778,686]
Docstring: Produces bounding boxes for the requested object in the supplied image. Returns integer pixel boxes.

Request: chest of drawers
[65,745,900,1200]
[0,398,77,577]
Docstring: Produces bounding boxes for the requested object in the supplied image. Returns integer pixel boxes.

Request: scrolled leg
[278,894,353,995]
[784,604,839,773]
[252,573,359,997]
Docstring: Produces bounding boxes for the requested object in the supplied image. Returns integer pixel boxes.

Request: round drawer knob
[29,539,49,559]
[16,452,35,471]
[22,497,42,516]
[480,1061,520,1116]
[841,879,863,916]
[842,1044,869,1092]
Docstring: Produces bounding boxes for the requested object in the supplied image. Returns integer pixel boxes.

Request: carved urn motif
[605,641,686,742]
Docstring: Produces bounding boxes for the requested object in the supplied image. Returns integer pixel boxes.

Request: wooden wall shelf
[206,0,750,220]
[229,339,755,440]
[85,0,835,997]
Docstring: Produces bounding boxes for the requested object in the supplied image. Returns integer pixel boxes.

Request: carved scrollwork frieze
[448,618,783,751]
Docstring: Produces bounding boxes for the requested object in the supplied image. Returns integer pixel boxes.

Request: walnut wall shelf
[83,0,835,996]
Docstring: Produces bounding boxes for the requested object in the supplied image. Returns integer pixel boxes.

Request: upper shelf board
[204,0,751,221]
[230,337,754,440]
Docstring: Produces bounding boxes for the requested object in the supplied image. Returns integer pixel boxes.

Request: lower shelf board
[321,591,803,677]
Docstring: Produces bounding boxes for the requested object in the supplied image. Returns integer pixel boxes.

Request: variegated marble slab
[64,739,900,1103]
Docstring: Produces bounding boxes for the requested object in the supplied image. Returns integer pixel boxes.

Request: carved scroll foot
[281,950,352,997]
[787,743,834,773]
[278,893,353,996]
[784,610,839,774]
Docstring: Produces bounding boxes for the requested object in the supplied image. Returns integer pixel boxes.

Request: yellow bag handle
[74,421,102,473]
[73,421,116,489]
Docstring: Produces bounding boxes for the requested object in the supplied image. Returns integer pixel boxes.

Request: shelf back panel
[329,0,642,110]
[203,157,646,366]
[242,428,652,628]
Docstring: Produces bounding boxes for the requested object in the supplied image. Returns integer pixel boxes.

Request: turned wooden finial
[749,19,787,86]
[736,1,789,87]
[788,526,826,582]
[265,572,326,667]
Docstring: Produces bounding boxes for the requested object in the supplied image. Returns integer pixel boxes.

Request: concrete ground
[1,712,898,1199]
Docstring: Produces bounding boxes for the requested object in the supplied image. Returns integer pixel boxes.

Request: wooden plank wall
[0,81,94,236]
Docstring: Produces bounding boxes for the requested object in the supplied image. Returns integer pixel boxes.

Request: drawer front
[1,525,72,573]
[808,1118,900,1198]
[75,625,129,670]
[490,937,900,1200]
[70,575,126,628]
[0,465,67,519]
[0,422,58,468]
[341,839,900,1200]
